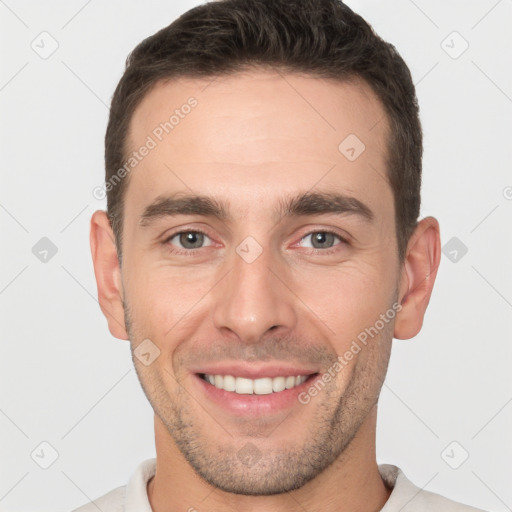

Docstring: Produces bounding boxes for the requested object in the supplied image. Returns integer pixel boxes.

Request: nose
[211,243,297,344]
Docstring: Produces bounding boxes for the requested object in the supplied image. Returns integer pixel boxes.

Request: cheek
[292,261,397,344]
[125,266,214,337]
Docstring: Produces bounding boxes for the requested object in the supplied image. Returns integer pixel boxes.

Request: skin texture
[90,69,441,512]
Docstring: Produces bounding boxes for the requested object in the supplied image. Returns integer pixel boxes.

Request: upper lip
[193,363,319,380]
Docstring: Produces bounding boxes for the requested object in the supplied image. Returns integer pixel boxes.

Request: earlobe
[394,217,441,340]
[90,210,129,340]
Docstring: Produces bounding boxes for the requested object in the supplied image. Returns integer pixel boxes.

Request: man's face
[119,70,403,494]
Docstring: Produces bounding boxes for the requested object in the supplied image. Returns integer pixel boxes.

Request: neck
[147,407,391,512]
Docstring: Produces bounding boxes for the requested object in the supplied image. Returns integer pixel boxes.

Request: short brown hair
[105,0,422,265]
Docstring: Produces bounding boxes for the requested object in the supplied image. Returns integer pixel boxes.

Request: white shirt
[72,458,486,512]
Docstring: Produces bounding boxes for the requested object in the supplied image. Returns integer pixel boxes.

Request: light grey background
[1,1,511,511]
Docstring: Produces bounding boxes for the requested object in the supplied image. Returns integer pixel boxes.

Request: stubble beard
[124,298,394,496]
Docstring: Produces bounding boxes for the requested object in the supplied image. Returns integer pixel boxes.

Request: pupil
[181,232,203,248]
[312,232,333,248]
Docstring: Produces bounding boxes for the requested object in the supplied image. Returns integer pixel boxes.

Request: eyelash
[162,229,213,257]
[162,228,349,256]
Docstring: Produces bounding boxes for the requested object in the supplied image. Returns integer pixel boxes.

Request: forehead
[124,69,392,223]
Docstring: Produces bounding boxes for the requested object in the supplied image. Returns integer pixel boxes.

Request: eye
[165,230,213,251]
[298,231,346,250]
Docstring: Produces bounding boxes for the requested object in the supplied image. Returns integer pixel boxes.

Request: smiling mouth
[199,373,318,395]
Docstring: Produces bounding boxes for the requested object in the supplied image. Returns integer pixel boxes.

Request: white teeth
[203,374,310,394]
[285,376,296,389]
[272,376,286,392]
[235,377,253,394]
[253,377,273,394]
[223,374,236,391]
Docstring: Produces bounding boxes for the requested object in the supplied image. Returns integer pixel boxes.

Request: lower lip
[194,373,320,416]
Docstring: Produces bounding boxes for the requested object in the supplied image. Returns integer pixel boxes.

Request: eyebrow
[138,191,374,227]
[139,194,229,227]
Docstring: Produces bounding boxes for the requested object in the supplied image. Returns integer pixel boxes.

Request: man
[76,0,486,510]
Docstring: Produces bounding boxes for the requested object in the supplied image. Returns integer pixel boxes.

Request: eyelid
[162,224,214,242]
[162,226,216,253]
[293,226,351,246]
[292,232,346,253]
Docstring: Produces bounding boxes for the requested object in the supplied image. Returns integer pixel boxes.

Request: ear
[90,210,129,340]
[394,216,441,340]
